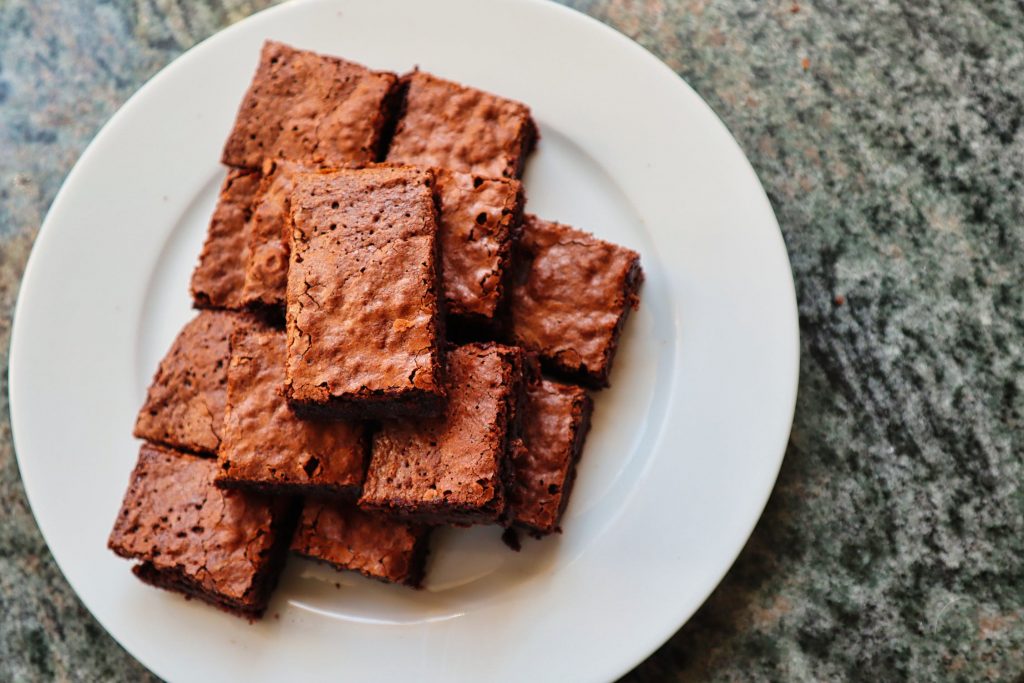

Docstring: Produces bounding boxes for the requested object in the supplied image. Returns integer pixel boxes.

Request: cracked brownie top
[108,443,292,611]
[283,165,445,418]
[222,40,398,170]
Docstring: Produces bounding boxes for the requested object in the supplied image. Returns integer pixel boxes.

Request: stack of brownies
[108,41,643,619]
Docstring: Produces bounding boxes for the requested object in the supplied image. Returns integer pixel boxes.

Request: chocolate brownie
[239,159,315,308]
[216,323,367,497]
[108,443,296,619]
[435,169,523,328]
[386,70,537,179]
[507,215,644,388]
[508,379,593,536]
[291,500,430,586]
[134,310,255,455]
[284,166,446,419]
[222,41,399,170]
[359,343,526,525]
[191,168,261,310]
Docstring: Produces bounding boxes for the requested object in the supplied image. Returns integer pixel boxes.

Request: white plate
[9,0,798,681]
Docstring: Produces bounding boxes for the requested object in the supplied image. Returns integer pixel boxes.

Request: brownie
[291,500,430,586]
[108,443,296,619]
[222,41,399,170]
[239,159,316,308]
[435,169,523,328]
[191,168,261,310]
[284,166,446,420]
[358,343,526,525]
[508,379,593,536]
[134,310,255,455]
[387,70,537,179]
[507,215,644,388]
[216,323,367,498]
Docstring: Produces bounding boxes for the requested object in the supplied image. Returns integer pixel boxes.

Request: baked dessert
[435,168,523,330]
[191,168,261,310]
[387,70,537,179]
[284,166,445,419]
[508,379,593,536]
[222,40,399,170]
[108,443,296,619]
[291,500,430,586]
[216,323,367,498]
[507,215,643,388]
[359,343,526,525]
[239,159,315,308]
[134,310,255,455]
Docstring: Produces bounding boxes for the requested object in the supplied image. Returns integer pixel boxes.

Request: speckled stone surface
[1,1,1022,681]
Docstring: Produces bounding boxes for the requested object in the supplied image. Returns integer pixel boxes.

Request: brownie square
[387,70,537,179]
[134,310,255,455]
[222,41,399,170]
[508,379,593,536]
[507,215,644,388]
[216,323,367,498]
[359,343,526,525]
[435,169,523,328]
[191,168,261,310]
[284,166,446,420]
[108,443,296,619]
[291,500,430,586]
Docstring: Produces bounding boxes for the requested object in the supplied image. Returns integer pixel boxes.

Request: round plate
[9,0,798,681]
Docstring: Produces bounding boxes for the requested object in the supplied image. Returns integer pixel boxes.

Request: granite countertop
[2,0,1022,680]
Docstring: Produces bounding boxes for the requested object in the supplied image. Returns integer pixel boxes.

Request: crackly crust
[387,70,537,179]
[133,310,257,454]
[108,443,297,619]
[222,41,398,170]
[283,165,445,419]
[358,343,525,525]
[506,215,643,388]
[191,168,262,310]
[291,500,431,586]
[215,322,367,497]
[507,379,593,536]
[434,168,523,328]
[238,159,318,309]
